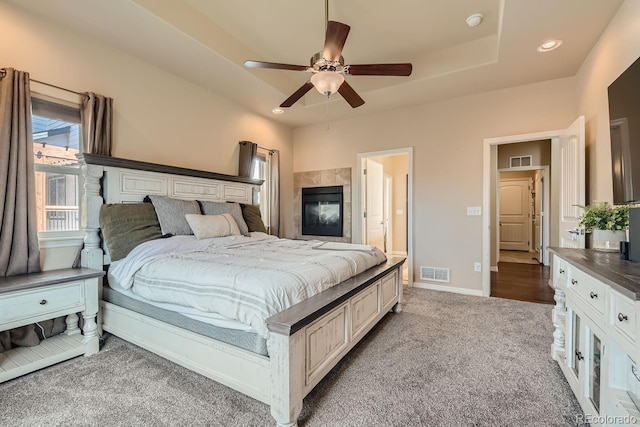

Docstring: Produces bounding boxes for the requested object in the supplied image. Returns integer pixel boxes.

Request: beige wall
[0,3,294,270]
[293,78,577,293]
[497,140,551,169]
[576,0,640,204]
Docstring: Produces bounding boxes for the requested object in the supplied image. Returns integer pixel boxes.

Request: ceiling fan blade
[346,63,413,76]
[280,82,315,108]
[338,81,365,108]
[323,21,351,62]
[244,60,309,72]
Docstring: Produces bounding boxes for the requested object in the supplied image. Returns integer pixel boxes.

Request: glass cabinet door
[572,313,581,377]
[589,333,602,413]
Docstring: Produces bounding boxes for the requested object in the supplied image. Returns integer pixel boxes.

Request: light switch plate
[467,206,482,216]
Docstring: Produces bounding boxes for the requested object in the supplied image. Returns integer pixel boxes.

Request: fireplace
[302,186,343,237]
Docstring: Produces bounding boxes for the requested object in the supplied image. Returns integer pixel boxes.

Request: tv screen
[609,56,640,204]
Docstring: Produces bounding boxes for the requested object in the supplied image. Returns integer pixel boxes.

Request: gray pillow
[241,204,268,233]
[198,201,249,236]
[148,195,201,236]
[99,203,162,261]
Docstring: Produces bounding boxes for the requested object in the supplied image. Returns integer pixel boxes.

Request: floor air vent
[420,266,450,283]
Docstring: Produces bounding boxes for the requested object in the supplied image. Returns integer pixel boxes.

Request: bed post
[79,156,105,271]
[269,331,305,427]
[79,156,105,335]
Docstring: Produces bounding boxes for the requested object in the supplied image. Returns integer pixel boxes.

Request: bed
[79,154,404,427]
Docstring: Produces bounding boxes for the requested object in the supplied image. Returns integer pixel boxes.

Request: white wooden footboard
[267,259,404,427]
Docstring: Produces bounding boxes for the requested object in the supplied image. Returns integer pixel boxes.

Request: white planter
[591,229,627,252]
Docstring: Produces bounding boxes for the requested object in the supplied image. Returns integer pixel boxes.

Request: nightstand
[0,267,104,383]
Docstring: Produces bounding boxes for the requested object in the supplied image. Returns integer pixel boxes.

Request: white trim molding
[412,281,484,297]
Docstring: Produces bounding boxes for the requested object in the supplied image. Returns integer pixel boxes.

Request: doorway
[498,166,550,266]
[482,117,586,298]
[356,148,413,286]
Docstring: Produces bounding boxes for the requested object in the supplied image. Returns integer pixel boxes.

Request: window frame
[31,92,85,242]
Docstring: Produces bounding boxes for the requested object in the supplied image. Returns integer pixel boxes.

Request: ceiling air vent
[420,266,450,283]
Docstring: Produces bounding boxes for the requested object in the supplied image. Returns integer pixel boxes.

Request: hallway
[491,262,554,305]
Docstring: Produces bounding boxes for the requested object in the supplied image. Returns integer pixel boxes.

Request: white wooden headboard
[78,154,263,270]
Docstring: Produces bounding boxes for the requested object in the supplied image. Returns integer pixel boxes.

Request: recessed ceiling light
[466,13,483,27]
[537,39,563,52]
[272,108,284,115]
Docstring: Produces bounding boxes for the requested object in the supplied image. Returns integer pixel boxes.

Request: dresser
[0,268,104,383]
[550,248,640,425]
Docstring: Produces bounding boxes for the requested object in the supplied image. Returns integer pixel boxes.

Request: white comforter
[108,233,386,339]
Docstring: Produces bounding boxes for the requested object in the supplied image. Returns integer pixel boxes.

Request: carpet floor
[0,288,585,427]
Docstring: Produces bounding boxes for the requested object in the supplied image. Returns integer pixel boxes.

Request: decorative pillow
[241,204,268,233]
[148,195,201,236]
[185,213,241,240]
[99,203,162,261]
[198,201,249,236]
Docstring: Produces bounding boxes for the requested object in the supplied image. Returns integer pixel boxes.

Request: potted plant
[577,202,629,251]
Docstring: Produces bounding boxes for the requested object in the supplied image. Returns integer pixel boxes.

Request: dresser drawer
[568,267,606,316]
[553,255,568,286]
[609,289,637,346]
[0,281,85,326]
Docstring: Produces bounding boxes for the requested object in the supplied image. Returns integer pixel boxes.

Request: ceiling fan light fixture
[310,71,344,96]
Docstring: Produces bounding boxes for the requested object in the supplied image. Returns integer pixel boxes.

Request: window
[31,95,82,234]
[251,149,271,232]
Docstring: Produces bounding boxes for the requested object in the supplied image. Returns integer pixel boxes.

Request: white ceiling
[9,0,624,127]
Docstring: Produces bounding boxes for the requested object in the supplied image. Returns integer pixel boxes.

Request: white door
[556,116,586,248]
[365,159,384,251]
[499,178,531,251]
[533,171,544,262]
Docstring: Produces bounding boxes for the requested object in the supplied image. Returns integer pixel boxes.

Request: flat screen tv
[609,56,640,204]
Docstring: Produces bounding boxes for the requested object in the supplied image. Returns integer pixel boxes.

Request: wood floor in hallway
[491,262,554,305]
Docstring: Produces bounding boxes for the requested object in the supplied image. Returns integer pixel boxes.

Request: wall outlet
[467,206,482,216]
[474,262,482,272]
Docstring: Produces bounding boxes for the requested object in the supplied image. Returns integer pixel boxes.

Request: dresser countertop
[549,247,640,300]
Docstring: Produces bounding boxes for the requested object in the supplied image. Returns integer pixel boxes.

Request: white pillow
[185,213,241,240]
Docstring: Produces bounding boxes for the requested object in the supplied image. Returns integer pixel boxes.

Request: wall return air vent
[420,266,450,283]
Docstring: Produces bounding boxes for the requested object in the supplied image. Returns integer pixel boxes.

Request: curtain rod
[0,68,86,97]
[239,141,276,153]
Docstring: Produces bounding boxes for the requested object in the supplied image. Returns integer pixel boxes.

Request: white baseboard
[390,251,408,257]
[412,281,484,297]
[490,266,498,272]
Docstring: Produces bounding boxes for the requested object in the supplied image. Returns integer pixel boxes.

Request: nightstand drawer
[568,267,606,316]
[0,281,84,326]
[609,289,637,346]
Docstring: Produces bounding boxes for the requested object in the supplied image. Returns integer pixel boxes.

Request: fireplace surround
[293,167,351,243]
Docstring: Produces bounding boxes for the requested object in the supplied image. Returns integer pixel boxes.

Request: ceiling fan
[244,4,412,109]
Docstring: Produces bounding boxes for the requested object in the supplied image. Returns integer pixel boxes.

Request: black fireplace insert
[302,186,343,237]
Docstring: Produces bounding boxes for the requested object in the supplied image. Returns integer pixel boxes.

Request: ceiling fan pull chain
[326,95,330,131]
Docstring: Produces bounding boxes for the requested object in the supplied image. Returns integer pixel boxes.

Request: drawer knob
[590,292,598,299]
[39,299,47,305]
[559,268,565,274]
[571,279,578,285]
[618,313,629,322]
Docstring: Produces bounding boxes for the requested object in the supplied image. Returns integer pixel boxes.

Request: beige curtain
[81,92,113,156]
[269,150,280,237]
[238,140,257,177]
[0,68,40,276]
